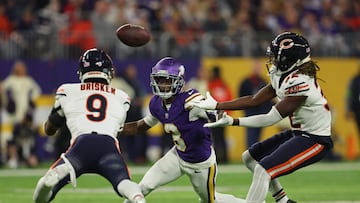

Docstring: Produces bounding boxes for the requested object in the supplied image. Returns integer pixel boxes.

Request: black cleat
[287,200,297,203]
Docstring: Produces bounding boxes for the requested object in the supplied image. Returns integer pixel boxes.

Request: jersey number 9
[86,94,107,121]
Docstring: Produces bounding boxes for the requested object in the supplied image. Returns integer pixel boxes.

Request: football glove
[189,91,218,110]
[204,112,234,128]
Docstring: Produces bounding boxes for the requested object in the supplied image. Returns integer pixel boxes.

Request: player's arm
[119,114,158,136]
[44,85,67,135]
[231,95,306,127]
[274,96,307,118]
[206,96,306,128]
[45,105,65,135]
[191,84,276,110]
[231,77,310,127]
[44,120,60,136]
[217,84,276,110]
[205,87,307,128]
[120,120,151,136]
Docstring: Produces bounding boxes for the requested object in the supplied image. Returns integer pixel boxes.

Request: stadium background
[1,1,360,202]
[1,0,360,163]
[0,57,358,162]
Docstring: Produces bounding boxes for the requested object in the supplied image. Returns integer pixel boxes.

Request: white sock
[270,180,289,203]
[117,179,144,202]
[246,164,271,203]
[215,192,246,203]
[243,150,289,202]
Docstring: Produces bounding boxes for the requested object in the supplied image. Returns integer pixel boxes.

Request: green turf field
[0,161,359,203]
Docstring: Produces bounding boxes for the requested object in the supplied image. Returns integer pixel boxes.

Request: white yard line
[2,162,359,203]
[1,161,359,177]
[13,188,360,203]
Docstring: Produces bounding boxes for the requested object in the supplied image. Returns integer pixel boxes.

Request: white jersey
[54,82,131,143]
[269,67,331,136]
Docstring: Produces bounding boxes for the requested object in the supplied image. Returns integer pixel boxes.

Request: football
[116,24,151,47]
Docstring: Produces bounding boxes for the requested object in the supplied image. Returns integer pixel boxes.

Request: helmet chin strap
[279,55,311,74]
[152,85,173,99]
[159,93,173,99]
[295,55,311,67]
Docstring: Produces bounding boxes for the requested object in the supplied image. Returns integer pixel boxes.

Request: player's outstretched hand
[190,91,218,110]
[204,112,234,128]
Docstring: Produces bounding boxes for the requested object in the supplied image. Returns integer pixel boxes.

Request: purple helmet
[150,57,185,99]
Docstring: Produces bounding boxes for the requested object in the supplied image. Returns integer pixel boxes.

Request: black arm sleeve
[48,106,65,127]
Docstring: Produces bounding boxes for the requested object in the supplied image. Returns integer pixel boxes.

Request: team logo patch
[285,82,309,95]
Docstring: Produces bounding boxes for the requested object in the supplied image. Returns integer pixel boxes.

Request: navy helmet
[266,32,311,72]
[78,48,114,84]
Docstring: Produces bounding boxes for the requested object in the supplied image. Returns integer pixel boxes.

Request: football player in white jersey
[190,32,333,203]
[33,48,146,203]
[122,57,246,203]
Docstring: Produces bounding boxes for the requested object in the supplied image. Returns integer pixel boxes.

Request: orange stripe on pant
[267,143,324,178]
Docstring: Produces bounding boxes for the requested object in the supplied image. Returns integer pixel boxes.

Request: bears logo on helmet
[78,48,114,84]
[267,32,311,72]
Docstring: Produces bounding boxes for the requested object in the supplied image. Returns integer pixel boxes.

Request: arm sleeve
[143,114,159,127]
[48,96,65,127]
[239,106,283,127]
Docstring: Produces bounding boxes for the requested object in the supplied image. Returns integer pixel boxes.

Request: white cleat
[133,195,146,203]
[123,199,131,203]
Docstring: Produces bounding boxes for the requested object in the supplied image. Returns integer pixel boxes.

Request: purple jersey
[149,89,212,163]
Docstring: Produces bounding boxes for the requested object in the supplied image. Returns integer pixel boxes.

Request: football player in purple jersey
[121,57,246,203]
[191,32,333,203]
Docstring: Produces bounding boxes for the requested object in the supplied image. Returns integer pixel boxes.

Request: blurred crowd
[0,57,232,168]
[1,57,357,169]
[0,61,42,168]
[1,0,360,59]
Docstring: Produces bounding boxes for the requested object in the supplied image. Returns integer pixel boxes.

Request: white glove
[204,112,234,128]
[189,91,218,110]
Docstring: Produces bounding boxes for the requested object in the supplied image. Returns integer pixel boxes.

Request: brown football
[116,24,151,47]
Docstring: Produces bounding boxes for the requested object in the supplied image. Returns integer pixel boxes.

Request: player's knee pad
[43,162,72,187]
[242,150,256,172]
[254,164,271,181]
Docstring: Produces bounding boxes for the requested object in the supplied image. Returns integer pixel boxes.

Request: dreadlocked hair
[297,60,320,78]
